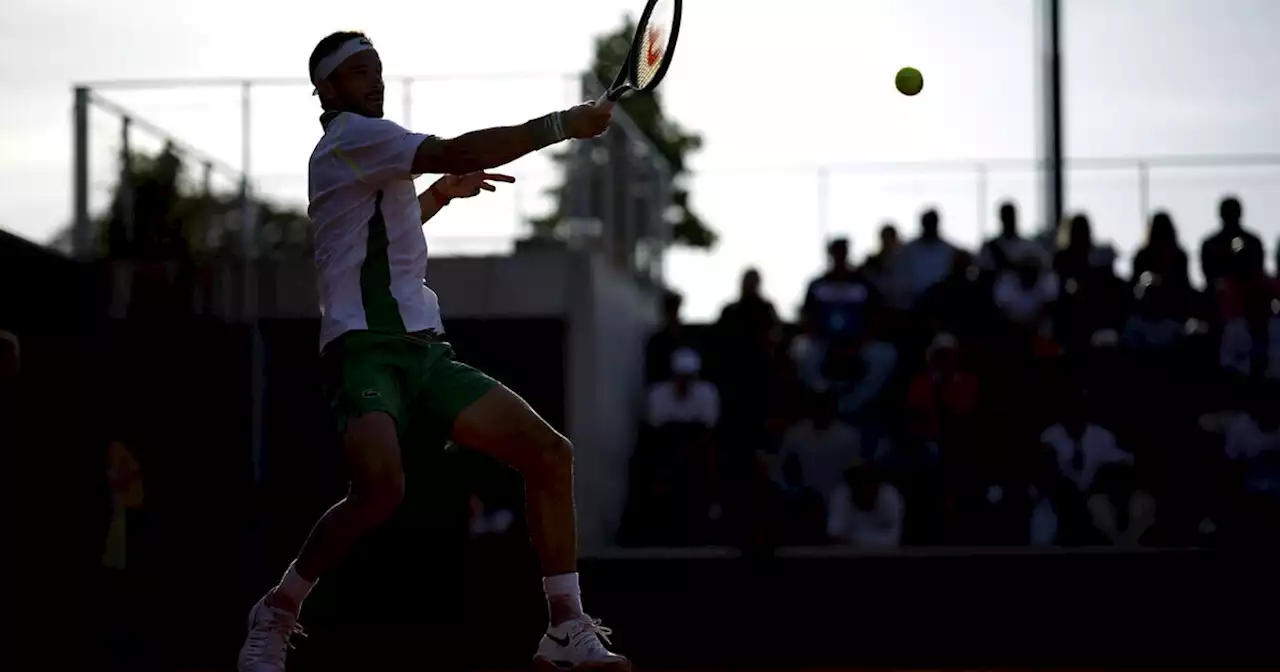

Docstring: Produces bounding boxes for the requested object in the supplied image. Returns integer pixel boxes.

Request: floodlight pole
[73,86,90,259]
[1042,0,1065,234]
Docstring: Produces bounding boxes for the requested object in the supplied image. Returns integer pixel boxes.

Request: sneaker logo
[361,389,380,399]
[545,632,571,648]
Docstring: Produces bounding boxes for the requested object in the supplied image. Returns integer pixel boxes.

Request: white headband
[311,36,375,94]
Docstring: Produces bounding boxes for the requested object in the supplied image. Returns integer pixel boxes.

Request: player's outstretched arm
[411,101,612,175]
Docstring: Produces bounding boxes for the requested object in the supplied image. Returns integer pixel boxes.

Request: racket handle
[603,86,628,103]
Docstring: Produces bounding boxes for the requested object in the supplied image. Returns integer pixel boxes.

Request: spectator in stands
[1086,463,1157,547]
[1054,213,1095,287]
[802,236,883,346]
[715,268,783,421]
[1219,285,1280,381]
[716,268,781,362]
[1131,211,1191,298]
[863,223,911,312]
[776,390,864,504]
[978,201,1031,274]
[795,318,898,431]
[772,437,832,546]
[919,250,998,346]
[1026,445,1071,546]
[993,249,1058,333]
[903,333,981,452]
[1056,219,1128,352]
[901,209,958,306]
[1221,383,1280,543]
[644,348,721,543]
[827,464,905,549]
[1040,388,1133,492]
[1122,281,1184,355]
[1201,196,1265,291]
[1083,245,1133,333]
[645,290,695,384]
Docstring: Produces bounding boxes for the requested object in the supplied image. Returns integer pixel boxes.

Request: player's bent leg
[239,411,405,672]
[452,385,630,672]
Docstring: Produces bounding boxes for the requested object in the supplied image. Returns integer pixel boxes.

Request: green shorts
[320,329,499,445]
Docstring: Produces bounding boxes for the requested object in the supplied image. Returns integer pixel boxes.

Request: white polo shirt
[308,111,443,350]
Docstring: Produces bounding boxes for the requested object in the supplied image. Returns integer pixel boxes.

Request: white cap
[671,347,702,376]
[927,332,958,359]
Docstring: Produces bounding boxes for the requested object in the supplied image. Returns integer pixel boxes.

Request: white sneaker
[237,599,306,672]
[532,617,631,671]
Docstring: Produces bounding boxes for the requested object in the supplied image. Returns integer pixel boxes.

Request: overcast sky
[1,0,1277,319]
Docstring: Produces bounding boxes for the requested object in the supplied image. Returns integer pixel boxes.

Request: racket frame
[605,0,682,101]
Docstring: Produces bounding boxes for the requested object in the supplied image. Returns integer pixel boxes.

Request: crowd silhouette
[622,195,1280,550]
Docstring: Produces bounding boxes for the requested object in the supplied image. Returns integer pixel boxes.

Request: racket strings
[636,0,674,88]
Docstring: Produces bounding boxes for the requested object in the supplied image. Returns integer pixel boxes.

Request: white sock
[543,572,584,622]
[274,561,315,608]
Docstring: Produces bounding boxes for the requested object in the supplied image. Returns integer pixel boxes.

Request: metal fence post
[1137,161,1150,225]
[816,167,830,243]
[976,163,989,239]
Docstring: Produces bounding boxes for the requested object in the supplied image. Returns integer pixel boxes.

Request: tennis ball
[895,67,923,96]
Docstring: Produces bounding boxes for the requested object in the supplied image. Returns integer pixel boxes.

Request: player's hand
[433,172,516,200]
[563,99,614,139]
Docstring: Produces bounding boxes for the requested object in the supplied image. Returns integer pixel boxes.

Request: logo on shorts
[361,389,380,399]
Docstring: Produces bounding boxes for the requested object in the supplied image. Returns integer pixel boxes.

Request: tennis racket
[602,0,682,102]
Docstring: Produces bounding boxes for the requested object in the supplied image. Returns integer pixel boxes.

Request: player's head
[310,31,385,118]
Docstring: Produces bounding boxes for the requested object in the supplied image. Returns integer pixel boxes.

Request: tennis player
[237,31,627,672]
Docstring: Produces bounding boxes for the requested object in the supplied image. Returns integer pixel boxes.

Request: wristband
[429,185,450,208]
[531,111,568,147]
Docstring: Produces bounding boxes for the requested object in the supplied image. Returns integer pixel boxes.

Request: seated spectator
[993,249,1058,332]
[643,348,722,543]
[977,201,1033,274]
[901,208,959,306]
[920,250,998,345]
[645,290,695,385]
[802,236,883,346]
[1223,385,1280,526]
[827,465,905,549]
[1219,285,1280,381]
[1040,389,1133,493]
[775,391,864,502]
[903,333,981,448]
[772,442,831,546]
[796,326,898,427]
[1026,445,1073,547]
[1086,463,1157,547]
[1122,281,1184,355]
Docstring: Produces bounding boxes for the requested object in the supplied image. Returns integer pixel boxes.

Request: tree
[88,144,310,260]
[531,17,716,249]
